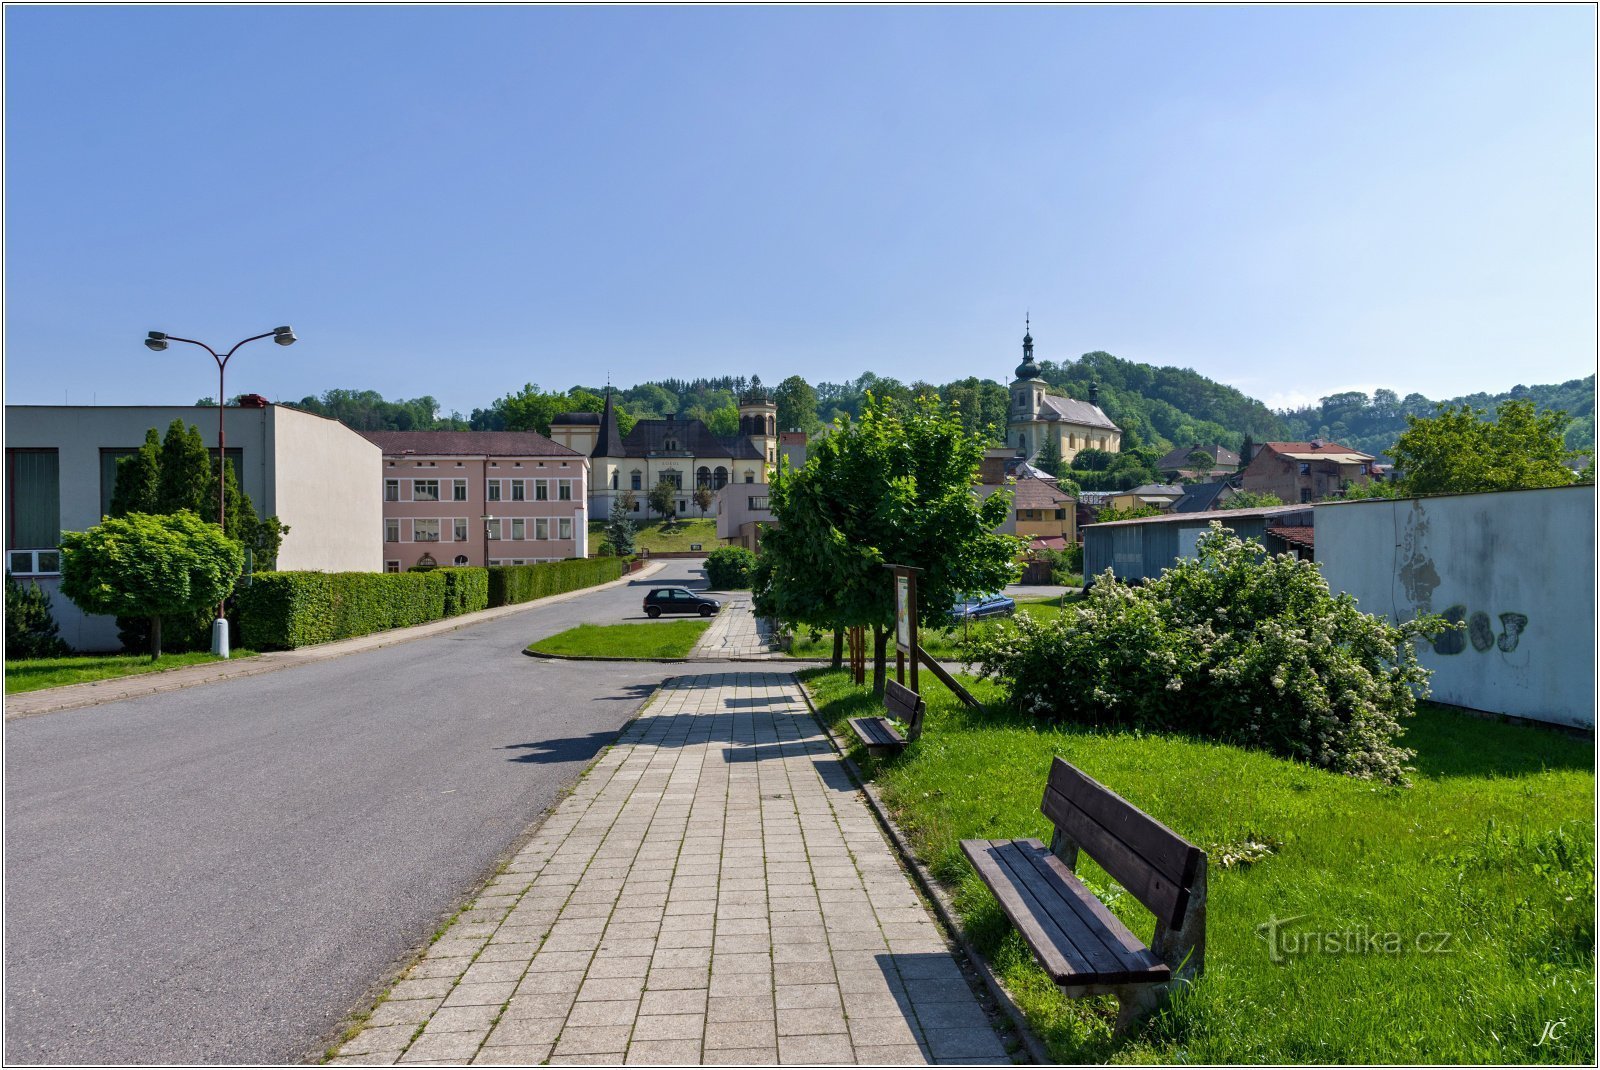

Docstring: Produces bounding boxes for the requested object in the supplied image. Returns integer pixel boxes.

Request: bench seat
[848,715,906,756]
[961,837,1170,988]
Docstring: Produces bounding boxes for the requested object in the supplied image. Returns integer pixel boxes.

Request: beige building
[1007,328,1121,465]
[5,404,381,650]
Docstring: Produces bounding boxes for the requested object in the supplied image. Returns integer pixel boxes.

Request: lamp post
[144,326,296,657]
[482,514,496,568]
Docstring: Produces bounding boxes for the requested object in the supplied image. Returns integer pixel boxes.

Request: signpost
[886,563,921,694]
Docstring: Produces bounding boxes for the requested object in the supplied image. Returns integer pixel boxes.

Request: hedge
[704,546,756,590]
[440,567,489,617]
[238,570,452,650]
[487,557,627,607]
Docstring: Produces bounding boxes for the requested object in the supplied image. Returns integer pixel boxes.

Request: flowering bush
[962,524,1450,784]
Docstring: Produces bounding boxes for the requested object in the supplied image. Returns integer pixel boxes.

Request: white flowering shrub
[963,524,1450,784]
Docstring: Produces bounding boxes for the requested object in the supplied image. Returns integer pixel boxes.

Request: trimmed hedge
[487,557,627,607]
[704,546,756,590]
[440,567,489,617]
[238,570,451,650]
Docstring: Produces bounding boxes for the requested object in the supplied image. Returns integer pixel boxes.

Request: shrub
[486,557,626,607]
[5,573,69,658]
[703,546,756,590]
[237,570,448,650]
[963,524,1451,784]
[440,567,489,617]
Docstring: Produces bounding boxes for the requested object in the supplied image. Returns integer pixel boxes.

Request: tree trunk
[149,615,163,662]
[831,628,844,670]
[872,624,888,696]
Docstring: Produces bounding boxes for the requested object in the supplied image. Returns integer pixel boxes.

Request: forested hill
[276,361,1595,462]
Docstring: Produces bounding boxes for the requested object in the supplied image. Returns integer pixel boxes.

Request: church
[550,386,777,520]
[1007,325,1121,464]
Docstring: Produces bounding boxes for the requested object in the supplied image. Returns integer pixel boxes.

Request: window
[1299,462,1311,475]
[385,519,400,543]
[535,479,548,501]
[1359,463,1370,475]
[414,519,440,542]
[385,479,400,502]
[748,496,769,511]
[535,518,549,540]
[744,470,755,483]
[611,471,618,490]
[414,479,440,502]
[97,448,140,518]
[486,518,502,540]
[661,469,682,489]
[8,549,59,575]
[559,518,573,540]
[714,466,728,490]
[697,466,711,488]
[385,561,401,574]
[664,438,679,451]
[558,481,572,501]
[511,518,525,540]
[511,480,526,502]
[1300,488,1312,504]
[487,480,501,501]
[631,470,642,490]
[454,518,468,541]
[631,501,640,512]
[7,449,60,551]
[452,480,468,501]
[454,555,469,566]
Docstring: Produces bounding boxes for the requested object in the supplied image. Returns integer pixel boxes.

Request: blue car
[951,593,1016,623]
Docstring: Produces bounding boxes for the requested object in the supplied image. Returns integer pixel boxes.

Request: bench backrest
[884,679,926,742]
[1040,757,1203,931]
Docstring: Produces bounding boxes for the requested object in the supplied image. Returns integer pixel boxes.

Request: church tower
[1009,322,1049,458]
[738,378,779,468]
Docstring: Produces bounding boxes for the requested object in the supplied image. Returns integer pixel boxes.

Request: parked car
[643,587,722,618]
[950,593,1016,623]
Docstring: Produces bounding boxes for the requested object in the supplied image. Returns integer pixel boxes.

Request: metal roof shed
[1083,504,1315,583]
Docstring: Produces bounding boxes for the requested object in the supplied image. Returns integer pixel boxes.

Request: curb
[791,672,1053,1066]
[6,562,667,720]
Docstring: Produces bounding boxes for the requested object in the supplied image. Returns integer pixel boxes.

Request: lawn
[787,598,1075,661]
[802,668,1595,1064]
[4,650,257,695]
[526,619,710,659]
[587,518,719,554]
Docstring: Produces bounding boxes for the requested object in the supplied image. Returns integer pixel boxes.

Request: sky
[4,5,1595,418]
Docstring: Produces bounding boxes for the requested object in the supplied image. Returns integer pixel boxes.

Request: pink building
[360,431,588,571]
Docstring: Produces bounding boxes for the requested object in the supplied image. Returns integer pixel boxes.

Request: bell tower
[1008,320,1048,458]
[738,377,779,468]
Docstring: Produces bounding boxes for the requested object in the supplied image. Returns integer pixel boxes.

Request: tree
[59,512,243,660]
[5,573,69,658]
[604,494,637,556]
[705,403,740,437]
[1390,399,1584,496]
[1071,447,1114,472]
[1096,504,1162,523]
[156,420,213,515]
[1035,436,1065,478]
[755,394,1018,693]
[1220,490,1284,510]
[692,484,715,519]
[1185,448,1215,476]
[109,428,161,517]
[773,376,823,436]
[648,479,677,525]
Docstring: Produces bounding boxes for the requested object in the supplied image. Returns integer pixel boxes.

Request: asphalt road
[3,560,715,1065]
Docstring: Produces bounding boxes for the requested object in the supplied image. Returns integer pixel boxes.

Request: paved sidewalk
[690,596,787,660]
[4,563,663,720]
[329,671,1011,1066]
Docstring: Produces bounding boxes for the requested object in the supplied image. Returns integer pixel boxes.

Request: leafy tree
[1071,447,1114,472]
[755,394,1017,693]
[109,428,161,517]
[59,512,243,660]
[1389,399,1584,495]
[692,484,715,519]
[5,574,69,658]
[1096,504,1162,523]
[774,376,822,436]
[705,403,740,438]
[1185,448,1215,476]
[603,494,637,556]
[1220,490,1284,510]
[648,479,677,524]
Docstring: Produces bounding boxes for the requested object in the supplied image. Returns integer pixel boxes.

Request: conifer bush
[963,524,1451,783]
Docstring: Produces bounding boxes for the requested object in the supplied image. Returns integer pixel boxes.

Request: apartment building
[360,431,588,569]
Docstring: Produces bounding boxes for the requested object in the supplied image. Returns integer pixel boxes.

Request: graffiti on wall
[1431,605,1529,656]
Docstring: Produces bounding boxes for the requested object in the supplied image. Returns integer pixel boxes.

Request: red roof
[360,430,580,458]
[1271,526,1315,548]
[1259,441,1372,458]
[1011,475,1075,510]
[1028,535,1072,551]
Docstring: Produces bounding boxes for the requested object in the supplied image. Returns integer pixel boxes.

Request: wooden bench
[961,757,1206,1033]
[847,679,925,757]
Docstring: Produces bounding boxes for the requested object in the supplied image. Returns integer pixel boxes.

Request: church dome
[1014,354,1042,381]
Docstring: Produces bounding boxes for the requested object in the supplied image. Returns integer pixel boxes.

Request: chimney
[1089,383,1100,406]
[666,411,675,422]
[979,447,1011,485]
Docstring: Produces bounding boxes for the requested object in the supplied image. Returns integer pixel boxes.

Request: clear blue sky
[5,5,1594,416]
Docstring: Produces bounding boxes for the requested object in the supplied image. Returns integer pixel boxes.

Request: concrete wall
[1317,486,1595,728]
[269,406,384,572]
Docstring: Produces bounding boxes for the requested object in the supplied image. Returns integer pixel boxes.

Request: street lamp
[144,326,297,657]
[482,514,496,568]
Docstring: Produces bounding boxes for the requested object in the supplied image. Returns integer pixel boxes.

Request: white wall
[267,406,383,572]
[1317,486,1595,728]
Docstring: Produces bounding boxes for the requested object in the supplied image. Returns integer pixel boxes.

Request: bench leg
[1111,983,1167,1036]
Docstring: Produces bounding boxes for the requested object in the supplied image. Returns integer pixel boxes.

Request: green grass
[526,620,711,659]
[801,668,1595,1064]
[587,518,719,554]
[4,650,259,694]
[787,600,1075,661]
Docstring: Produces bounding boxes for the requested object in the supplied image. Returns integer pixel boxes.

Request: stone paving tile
[332,671,1007,1066]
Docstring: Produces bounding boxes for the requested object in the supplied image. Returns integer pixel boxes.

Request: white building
[5,404,382,650]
